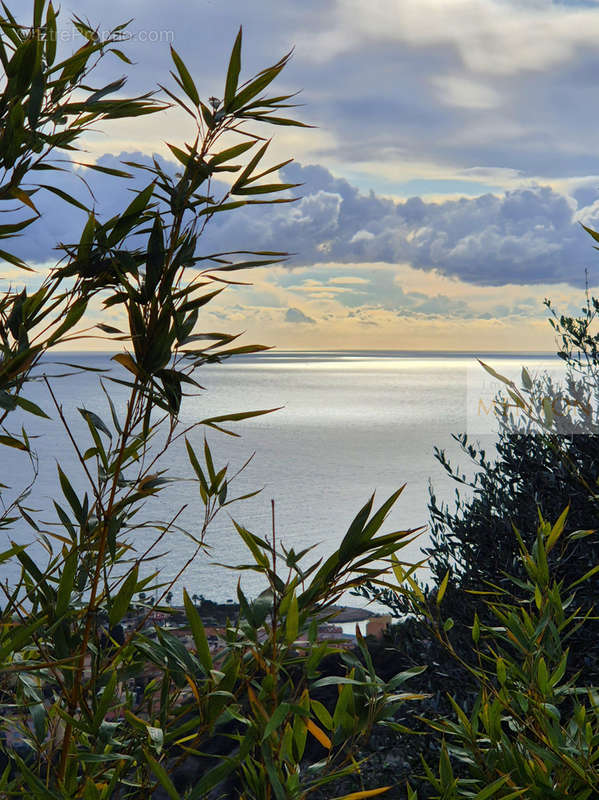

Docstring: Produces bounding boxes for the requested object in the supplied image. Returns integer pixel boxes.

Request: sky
[9,0,599,351]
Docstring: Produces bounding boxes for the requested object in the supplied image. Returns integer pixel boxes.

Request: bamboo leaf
[46,2,57,66]
[208,140,254,168]
[183,588,212,673]
[56,550,77,618]
[75,161,133,178]
[306,718,332,750]
[112,353,140,377]
[262,702,291,741]
[436,569,450,606]
[334,790,392,800]
[58,465,83,523]
[38,184,89,212]
[198,407,279,426]
[14,396,49,418]
[78,407,112,438]
[285,592,299,644]
[229,55,291,113]
[170,46,199,106]
[0,435,28,451]
[224,27,242,109]
[144,749,181,800]
[109,565,138,626]
[146,214,165,296]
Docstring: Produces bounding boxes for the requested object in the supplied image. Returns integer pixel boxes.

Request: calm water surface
[2,351,560,602]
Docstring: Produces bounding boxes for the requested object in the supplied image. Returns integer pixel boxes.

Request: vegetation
[0,3,424,798]
[412,512,599,799]
[5,2,599,799]
[365,285,599,670]
[359,249,599,792]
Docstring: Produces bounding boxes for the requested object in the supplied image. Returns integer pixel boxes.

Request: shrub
[0,3,424,797]
[412,512,599,799]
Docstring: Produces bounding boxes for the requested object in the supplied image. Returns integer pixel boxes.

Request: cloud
[433,75,502,110]
[2,152,180,266]
[7,153,599,289]
[329,276,370,284]
[198,161,599,287]
[285,307,316,323]
[43,0,599,185]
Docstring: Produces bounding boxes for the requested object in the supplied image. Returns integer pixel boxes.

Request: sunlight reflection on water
[3,351,560,605]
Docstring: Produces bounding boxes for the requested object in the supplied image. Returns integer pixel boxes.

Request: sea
[1,351,563,605]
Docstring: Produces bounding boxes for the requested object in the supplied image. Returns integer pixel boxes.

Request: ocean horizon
[2,349,565,603]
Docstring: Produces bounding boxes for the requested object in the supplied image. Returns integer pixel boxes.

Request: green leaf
[38,184,89,212]
[93,671,118,730]
[229,54,291,113]
[11,754,61,800]
[78,213,96,264]
[45,2,57,66]
[27,69,45,129]
[231,141,270,190]
[208,140,255,168]
[496,657,506,685]
[146,214,165,296]
[145,749,181,800]
[436,569,450,606]
[110,48,133,64]
[48,298,88,344]
[521,366,532,390]
[15,395,50,419]
[179,287,224,313]
[170,46,199,106]
[96,323,123,334]
[108,183,154,246]
[263,702,291,741]
[198,200,247,216]
[183,588,212,673]
[474,775,511,799]
[147,725,164,754]
[310,699,333,730]
[58,465,84,523]
[472,613,480,644]
[0,215,39,236]
[185,438,209,494]
[339,495,374,561]
[109,565,139,626]
[9,183,38,215]
[234,521,269,569]
[0,249,33,271]
[198,407,279,426]
[360,487,405,543]
[189,753,243,799]
[581,222,599,244]
[224,27,242,109]
[542,396,554,427]
[233,182,298,195]
[56,550,77,618]
[248,115,312,128]
[0,434,28,451]
[478,359,512,386]
[285,592,299,644]
[76,161,133,178]
[78,408,112,438]
[85,77,127,106]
